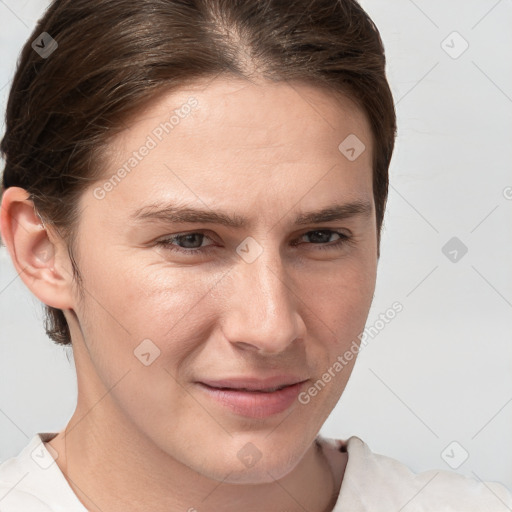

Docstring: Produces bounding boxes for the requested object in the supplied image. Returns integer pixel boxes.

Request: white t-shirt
[0,432,511,511]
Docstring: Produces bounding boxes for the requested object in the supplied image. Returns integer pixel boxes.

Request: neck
[48,404,341,512]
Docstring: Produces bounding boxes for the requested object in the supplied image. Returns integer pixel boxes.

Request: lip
[196,376,308,419]
[199,376,307,391]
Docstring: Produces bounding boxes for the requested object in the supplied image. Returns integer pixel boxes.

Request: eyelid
[156,227,350,243]
[162,230,218,244]
[155,228,353,255]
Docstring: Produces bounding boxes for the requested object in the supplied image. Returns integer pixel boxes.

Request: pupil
[180,234,202,248]
[310,230,330,243]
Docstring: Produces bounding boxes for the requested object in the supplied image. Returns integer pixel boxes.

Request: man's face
[66,76,377,483]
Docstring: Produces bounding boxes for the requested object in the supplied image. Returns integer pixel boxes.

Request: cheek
[76,243,375,378]
[88,254,224,333]
[301,258,376,337]
[73,252,226,383]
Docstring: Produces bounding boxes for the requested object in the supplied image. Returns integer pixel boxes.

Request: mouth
[197,376,308,392]
[195,378,308,419]
[201,383,294,393]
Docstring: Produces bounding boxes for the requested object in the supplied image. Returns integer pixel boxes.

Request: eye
[293,229,351,251]
[156,232,215,255]
[155,229,352,255]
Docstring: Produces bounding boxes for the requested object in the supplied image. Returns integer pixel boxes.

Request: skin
[0,75,377,512]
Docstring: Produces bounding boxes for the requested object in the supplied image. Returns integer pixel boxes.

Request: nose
[220,247,307,354]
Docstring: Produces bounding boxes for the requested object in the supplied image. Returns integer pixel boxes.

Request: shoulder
[319,434,512,511]
[0,432,66,512]
[0,485,54,511]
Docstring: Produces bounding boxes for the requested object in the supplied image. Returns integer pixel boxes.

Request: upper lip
[198,376,308,392]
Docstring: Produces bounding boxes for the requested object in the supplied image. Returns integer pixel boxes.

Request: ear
[0,187,75,310]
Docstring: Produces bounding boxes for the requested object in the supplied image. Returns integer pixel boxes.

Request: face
[64,76,377,483]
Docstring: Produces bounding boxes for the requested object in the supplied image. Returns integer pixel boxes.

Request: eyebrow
[130,199,373,228]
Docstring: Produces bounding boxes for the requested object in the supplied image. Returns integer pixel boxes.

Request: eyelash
[155,229,352,255]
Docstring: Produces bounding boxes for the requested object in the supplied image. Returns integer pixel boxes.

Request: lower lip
[196,381,306,419]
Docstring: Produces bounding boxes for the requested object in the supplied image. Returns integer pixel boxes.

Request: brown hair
[0,0,396,346]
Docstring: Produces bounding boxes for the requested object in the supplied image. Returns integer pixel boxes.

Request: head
[0,0,395,483]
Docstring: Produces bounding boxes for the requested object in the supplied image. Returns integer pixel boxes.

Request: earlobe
[0,186,75,310]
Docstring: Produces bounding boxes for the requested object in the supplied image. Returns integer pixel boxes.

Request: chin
[216,461,297,485]
[193,442,302,485]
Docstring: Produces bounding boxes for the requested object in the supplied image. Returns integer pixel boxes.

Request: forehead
[85,76,374,223]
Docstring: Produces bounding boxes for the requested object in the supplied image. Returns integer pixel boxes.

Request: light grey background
[1,0,511,493]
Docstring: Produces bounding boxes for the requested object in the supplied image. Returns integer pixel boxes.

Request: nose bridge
[224,241,304,353]
[245,246,288,319]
